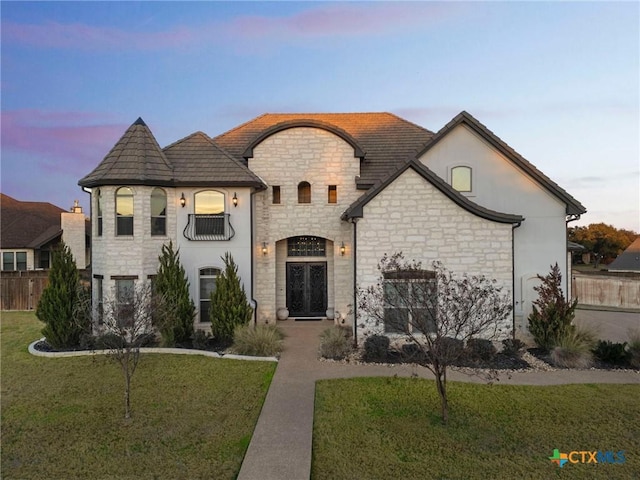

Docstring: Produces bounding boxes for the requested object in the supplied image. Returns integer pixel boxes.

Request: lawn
[313,377,640,480]
[1,311,276,480]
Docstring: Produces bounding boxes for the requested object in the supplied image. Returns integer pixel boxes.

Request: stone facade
[250,128,361,323]
[356,168,514,336]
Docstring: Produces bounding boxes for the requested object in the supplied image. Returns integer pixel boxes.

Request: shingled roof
[214,113,435,188]
[79,118,174,188]
[608,237,640,272]
[417,111,587,216]
[163,132,264,187]
[1,193,65,249]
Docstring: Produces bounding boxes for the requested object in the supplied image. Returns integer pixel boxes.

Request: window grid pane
[287,236,326,257]
[3,252,14,271]
[16,252,27,271]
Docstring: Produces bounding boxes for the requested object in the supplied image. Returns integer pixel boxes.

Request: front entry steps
[292,317,326,322]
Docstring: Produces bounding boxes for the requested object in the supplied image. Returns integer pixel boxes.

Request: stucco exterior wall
[249,127,360,324]
[356,168,514,338]
[418,125,567,333]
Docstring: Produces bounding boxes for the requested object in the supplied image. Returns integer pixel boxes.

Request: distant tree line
[569,223,637,264]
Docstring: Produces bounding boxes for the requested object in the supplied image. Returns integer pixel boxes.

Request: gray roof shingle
[1,193,65,249]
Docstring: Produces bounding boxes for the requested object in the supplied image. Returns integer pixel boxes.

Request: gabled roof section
[416,111,586,216]
[0,193,65,249]
[241,119,365,159]
[78,117,174,188]
[163,132,265,188]
[608,237,640,272]
[215,113,434,188]
[341,160,523,225]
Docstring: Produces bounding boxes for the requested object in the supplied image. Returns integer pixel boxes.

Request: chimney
[71,199,83,214]
[61,201,88,269]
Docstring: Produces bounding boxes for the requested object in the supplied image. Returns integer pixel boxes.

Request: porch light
[340,242,346,256]
[232,192,238,207]
[262,242,268,255]
[180,193,186,208]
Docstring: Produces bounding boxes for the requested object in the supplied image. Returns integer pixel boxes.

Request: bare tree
[358,253,512,424]
[99,282,158,419]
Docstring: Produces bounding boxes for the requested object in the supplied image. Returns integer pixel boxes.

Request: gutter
[250,188,258,325]
[512,219,523,339]
[565,214,582,303]
[351,218,358,347]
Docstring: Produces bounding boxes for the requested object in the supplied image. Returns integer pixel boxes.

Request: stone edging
[28,338,278,363]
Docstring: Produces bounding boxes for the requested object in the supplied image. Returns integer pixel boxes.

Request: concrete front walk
[237,319,640,480]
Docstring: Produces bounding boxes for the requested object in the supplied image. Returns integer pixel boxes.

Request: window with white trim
[199,267,221,323]
[451,166,472,193]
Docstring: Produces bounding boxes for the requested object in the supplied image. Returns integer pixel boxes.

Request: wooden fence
[0,270,90,311]
[572,271,640,309]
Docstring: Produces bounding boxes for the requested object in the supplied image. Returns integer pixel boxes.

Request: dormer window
[451,166,472,193]
[298,182,311,204]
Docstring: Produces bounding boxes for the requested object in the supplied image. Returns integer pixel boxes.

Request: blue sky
[2,1,638,231]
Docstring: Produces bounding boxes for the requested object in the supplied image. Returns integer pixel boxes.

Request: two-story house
[78,112,585,340]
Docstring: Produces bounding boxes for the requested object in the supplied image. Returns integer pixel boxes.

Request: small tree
[210,252,253,345]
[99,282,157,419]
[36,242,90,349]
[527,263,577,350]
[153,241,195,346]
[358,253,512,424]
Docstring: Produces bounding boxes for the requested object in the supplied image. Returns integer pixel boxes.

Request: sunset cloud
[1,3,463,52]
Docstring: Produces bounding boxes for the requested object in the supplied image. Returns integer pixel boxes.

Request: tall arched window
[298,181,311,203]
[150,188,167,236]
[199,267,221,323]
[451,166,472,193]
[116,187,134,236]
[195,190,225,235]
[96,188,103,236]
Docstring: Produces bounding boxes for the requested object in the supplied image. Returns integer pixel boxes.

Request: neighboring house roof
[163,131,264,187]
[416,111,587,216]
[214,113,435,188]
[0,193,65,249]
[79,118,174,188]
[568,241,586,251]
[341,160,524,225]
[607,237,640,272]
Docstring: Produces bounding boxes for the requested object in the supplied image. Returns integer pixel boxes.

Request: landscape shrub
[549,328,593,369]
[628,329,640,369]
[466,338,497,361]
[319,327,352,360]
[435,337,464,361]
[400,342,428,364]
[501,338,526,357]
[191,329,212,350]
[232,325,284,357]
[363,334,390,362]
[527,264,577,350]
[592,340,631,366]
[210,253,254,345]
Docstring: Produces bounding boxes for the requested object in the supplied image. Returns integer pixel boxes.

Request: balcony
[183,214,235,241]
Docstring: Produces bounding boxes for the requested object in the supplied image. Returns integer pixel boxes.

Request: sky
[1,1,639,232]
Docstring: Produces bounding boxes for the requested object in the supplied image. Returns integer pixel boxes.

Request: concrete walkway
[236,318,640,480]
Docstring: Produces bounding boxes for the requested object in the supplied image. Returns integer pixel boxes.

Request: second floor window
[150,188,166,236]
[298,181,311,203]
[451,166,472,193]
[96,188,103,236]
[272,186,281,204]
[195,190,225,236]
[116,187,134,236]
[328,185,337,204]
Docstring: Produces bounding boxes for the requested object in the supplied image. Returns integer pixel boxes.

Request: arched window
[451,166,472,193]
[298,181,311,203]
[96,188,103,236]
[199,267,221,323]
[115,187,134,236]
[150,188,166,236]
[194,190,225,236]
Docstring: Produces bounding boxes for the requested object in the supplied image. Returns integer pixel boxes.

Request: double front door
[286,262,327,317]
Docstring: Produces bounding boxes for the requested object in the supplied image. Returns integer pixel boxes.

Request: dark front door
[286,262,327,317]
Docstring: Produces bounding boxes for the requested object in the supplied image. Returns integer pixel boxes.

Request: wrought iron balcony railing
[183,214,235,241]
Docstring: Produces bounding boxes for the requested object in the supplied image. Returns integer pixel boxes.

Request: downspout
[351,218,358,347]
[250,188,258,325]
[566,214,581,303]
[512,220,522,339]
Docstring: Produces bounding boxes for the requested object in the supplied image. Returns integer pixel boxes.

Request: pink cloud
[1,110,127,174]
[2,3,465,52]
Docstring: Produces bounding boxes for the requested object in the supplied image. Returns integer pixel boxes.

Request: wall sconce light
[232,192,238,207]
[262,242,268,256]
[180,193,186,208]
[340,242,346,256]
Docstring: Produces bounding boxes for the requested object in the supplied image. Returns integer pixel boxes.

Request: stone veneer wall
[356,168,515,337]
[91,185,178,302]
[250,128,362,324]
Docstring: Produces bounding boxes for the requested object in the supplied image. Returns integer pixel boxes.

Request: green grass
[1,311,276,480]
[313,377,640,480]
